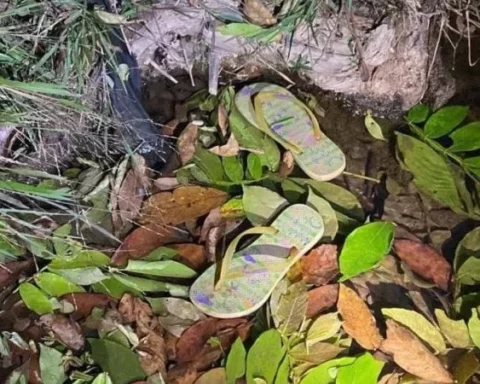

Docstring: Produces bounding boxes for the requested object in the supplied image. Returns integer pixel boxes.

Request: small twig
[343,171,380,183]
[145,58,178,84]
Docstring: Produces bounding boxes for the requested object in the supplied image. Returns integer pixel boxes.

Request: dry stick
[343,171,380,183]
[145,58,178,84]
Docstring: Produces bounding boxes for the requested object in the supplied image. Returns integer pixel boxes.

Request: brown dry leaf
[218,104,229,136]
[140,186,228,226]
[200,208,224,242]
[165,332,178,361]
[131,154,150,190]
[206,226,225,262]
[61,293,116,320]
[0,126,15,157]
[0,260,32,290]
[306,284,339,319]
[118,169,145,225]
[209,134,240,157]
[176,318,218,363]
[110,224,189,266]
[38,314,85,351]
[138,331,167,378]
[153,177,179,192]
[381,320,453,383]
[302,244,338,286]
[162,118,179,136]
[178,123,199,165]
[394,239,451,291]
[170,244,207,271]
[118,293,161,337]
[194,368,226,384]
[279,150,295,178]
[167,365,200,384]
[337,284,383,350]
[243,0,277,26]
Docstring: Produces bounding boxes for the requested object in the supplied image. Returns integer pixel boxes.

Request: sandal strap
[214,226,278,291]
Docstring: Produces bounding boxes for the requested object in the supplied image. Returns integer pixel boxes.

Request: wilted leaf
[336,352,384,384]
[226,338,246,384]
[246,329,285,384]
[39,344,66,384]
[242,185,288,226]
[339,222,395,280]
[210,135,240,157]
[140,186,228,226]
[153,177,179,191]
[117,170,145,225]
[61,293,116,319]
[247,153,263,180]
[170,244,208,271]
[407,104,431,123]
[275,281,308,336]
[364,110,385,141]
[279,151,295,178]
[453,350,479,384]
[337,284,382,350]
[0,260,32,289]
[306,312,342,346]
[302,245,338,286]
[468,308,480,348]
[34,272,84,297]
[176,318,218,362]
[380,320,453,383]
[38,314,85,350]
[243,0,277,26]
[195,368,226,384]
[300,357,356,384]
[123,260,197,279]
[382,308,446,353]
[178,123,199,165]
[307,188,338,242]
[89,338,146,384]
[394,239,451,290]
[306,284,338,319]
[19,282,53,315]
[397,133,464,213]
[289,342,344,364]
[424,105,469,138]
[434,309,472,349]
[222,156,244,183]
[449,122,480,152]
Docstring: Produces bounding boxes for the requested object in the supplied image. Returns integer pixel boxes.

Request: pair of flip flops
[190,84,345,318]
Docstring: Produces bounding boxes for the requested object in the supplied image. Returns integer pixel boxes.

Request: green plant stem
[343,171,380,183]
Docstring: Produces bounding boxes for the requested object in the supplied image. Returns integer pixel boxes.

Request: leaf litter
[2,86,480,384]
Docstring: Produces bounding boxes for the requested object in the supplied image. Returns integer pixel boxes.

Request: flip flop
[190,204,324,318]
[235,83,346,181]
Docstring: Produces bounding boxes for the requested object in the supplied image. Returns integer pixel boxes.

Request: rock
[429,230,451,252]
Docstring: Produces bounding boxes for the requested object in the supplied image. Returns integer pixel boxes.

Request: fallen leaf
[138,331,167,378]
[167,365,200,384]
[242,186,288,226]
[453,350,479,384]
[364,110,386,141]
[243,0,277,26]
[275,281,308,336]
[118,293,162,337]
[337,284,383,350]
[178,123,199,165]
[381,308,446,353]
[336,352,384,384]
[110,224,188,266]
[39,344,66,384]
[176,318,218,362]
[468,308,480,348]
[34,272,84,297]
[380,320,453,383]
[195,368,226,384]
[306,312,342,346]
[300,356,356,384]
[218,103,229,136]
[434,309,472,349]
[306,284,338,318]
[289,341,344,365]
[153,177,179,192]
[307,188,339,242]
[140,186,228,226]
[279,151,295,178]
[61,293,117,320]
[117,170,145,225]
[226,338,246,384]
[169,244,207,271]
[209,134,240,157]
[19,282,53,315]
[393,239,451,291]
[38,314,85,351]
[200,208,224,241]
[302,245,338,286]
[0,260,32,290]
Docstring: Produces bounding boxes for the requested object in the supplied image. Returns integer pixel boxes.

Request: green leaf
[407,104,431,123]
[468,309,480,348]
[247,153,263,180]
[220,197,245,219]
[453,350,479,384]
[50,267,108,285]
[91,373,113,384]
[396,133,464,213]
[454,227,480,271]
[306,312,342,346]
[39,344,66,384]
[229,105,265,152]
[19,282,53,315]
[34,272,85,297]
[424,105,469,138]
[260,136,281,172]
[0,180,71,201]
[364,111,385,141]
[454,293,480,319]
[434,309,472,349]
[223,156,244,183]
[242,186,288,226]
[300,357,356,384]
[112,274,189,296]
[456,256,480,285]
[246,329,285,384]
[89,338,146,384]
[336,353,384,384]
[226,338,247,384]
[0,77,76,97]
[449,122,480,152]
[289,342,344,365]
[49,250,110,269]
[464,157,480,177]
[382,308,446,353]
[339,222,395,280]
[307,187,338,242]
[52,224,72,257]
[218,23,280,43]
[275,281,308,336]
[274,356,289,384]
[123,260,197,279]
[92,277,141,299]
[143,246,178,261]
[193,146,226,182]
